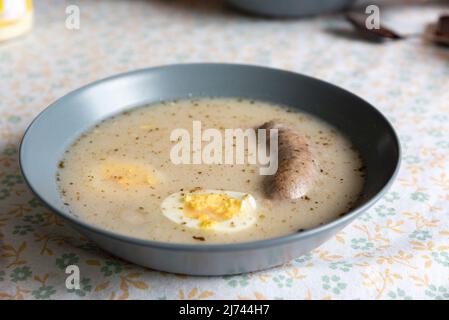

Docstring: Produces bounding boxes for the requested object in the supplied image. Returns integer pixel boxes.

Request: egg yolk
[102,163,155,188]
[183,193,245,229]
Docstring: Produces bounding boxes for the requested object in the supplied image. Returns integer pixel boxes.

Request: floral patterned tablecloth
[1,0,448,300]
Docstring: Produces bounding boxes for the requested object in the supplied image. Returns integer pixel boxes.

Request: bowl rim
[19,63,401,252]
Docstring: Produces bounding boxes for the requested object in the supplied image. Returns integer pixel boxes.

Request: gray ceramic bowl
[20,63,400,275]
[227,0,356,17]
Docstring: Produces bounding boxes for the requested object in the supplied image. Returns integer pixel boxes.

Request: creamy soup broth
[57,98,365,244]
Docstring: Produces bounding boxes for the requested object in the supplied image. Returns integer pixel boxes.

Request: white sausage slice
[259,121,319,200]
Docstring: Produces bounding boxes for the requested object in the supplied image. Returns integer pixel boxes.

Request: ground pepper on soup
[57,98,365,244]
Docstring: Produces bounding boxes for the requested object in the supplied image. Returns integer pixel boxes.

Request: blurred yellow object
[0,0,33,42]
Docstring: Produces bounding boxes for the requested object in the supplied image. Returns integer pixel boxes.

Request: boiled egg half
[86,160,160,194]
[161,189,257,232]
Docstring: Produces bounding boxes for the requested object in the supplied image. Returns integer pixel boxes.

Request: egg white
[160,189,257,232]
